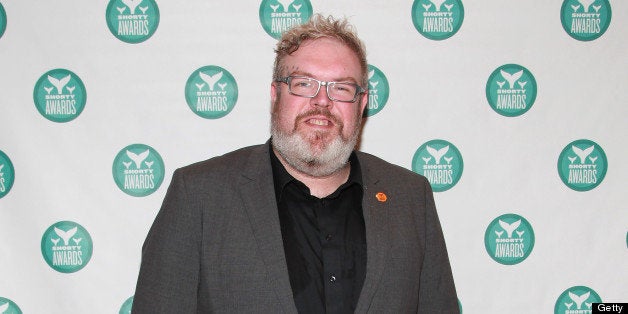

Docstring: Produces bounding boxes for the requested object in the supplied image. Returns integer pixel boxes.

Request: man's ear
[270,82,278,109]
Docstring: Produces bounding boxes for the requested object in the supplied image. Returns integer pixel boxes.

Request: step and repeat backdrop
[0,1,627,313]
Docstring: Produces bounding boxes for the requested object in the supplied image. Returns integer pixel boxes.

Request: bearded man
[132,14,458,314]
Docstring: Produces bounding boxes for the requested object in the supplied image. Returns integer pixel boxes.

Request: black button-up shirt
[271,149,367,314]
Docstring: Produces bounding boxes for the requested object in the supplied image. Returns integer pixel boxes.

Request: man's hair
[273,14,368,87]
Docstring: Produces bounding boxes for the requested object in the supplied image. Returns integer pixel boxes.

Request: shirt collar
[270,145,363,201]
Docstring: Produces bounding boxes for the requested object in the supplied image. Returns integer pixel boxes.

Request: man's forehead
[290,37,348,54]
[281,38,361,78]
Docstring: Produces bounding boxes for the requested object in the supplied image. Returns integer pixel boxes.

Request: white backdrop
[0,1,627,313]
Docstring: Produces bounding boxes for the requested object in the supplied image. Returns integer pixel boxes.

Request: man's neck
[273,148,351,198]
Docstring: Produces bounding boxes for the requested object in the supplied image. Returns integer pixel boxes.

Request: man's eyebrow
[288,70,359,84]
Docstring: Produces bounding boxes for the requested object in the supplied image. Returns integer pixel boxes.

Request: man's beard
[271,107,361,177]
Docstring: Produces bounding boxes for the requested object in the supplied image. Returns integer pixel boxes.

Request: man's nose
[310,85,332,108]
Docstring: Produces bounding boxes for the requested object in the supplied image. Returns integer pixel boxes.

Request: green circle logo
[561,0,611,41]
[119,296,133,314]
[112,144,165,197]
[185,65,238,119]
[554,286,602,314]
[259,0,313,39]
[0,297,22,314]
[484,213,535,265]
[412,0,464,40]
[365,64,390,117]
[558,139,607,191]
[41,221,93,273]
[106,0,160,43]
[0,3,7,39]
[33,69,87,123]
[486,64,537,117]
[411,139,463,192]
[0,150,15,199]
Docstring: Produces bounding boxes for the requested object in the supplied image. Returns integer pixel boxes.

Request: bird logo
[199,71,223,91]
[426,145,450,164]
[120,0,142,14]
[567,291,590,310]
[126,150,150,169]
[499,70,523,89]
[575,0,596,12]
[368,70,379,89]
[425,0,446,11]
[498,219,521,238]
[275,0,296,13]
[47,75,71,95]
[571,145,594,164]
[54,226,78,246]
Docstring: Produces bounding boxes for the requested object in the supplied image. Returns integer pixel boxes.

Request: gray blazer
[132,143,459,313]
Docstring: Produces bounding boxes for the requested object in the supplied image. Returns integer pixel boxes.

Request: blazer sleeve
[132,169,202,313]
[417,180,460,313]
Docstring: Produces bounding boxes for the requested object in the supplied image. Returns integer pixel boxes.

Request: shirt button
[329,275,336,283]
[325,234,333,241]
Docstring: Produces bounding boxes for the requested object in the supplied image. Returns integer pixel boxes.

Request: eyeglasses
[276,76,366,103]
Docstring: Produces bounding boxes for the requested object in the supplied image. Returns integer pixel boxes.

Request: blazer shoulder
[356,150,430,186]
[175,143,268,179]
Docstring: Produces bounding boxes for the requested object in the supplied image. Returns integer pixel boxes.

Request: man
[132,14,458,313]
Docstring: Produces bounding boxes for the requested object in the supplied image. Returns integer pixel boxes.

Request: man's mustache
[294,109,343,129]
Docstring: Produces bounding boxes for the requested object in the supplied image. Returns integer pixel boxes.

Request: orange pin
[375,192,387,202]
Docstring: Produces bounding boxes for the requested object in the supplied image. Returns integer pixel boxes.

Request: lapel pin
[375,192,387,202]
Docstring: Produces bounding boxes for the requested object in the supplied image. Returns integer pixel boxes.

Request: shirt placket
[318,197,346,314]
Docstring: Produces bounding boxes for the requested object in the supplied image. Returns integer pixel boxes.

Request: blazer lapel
[238,143,298,314]
[355,154,392,313]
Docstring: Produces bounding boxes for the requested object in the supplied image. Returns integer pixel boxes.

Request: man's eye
[333,84,354,93]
